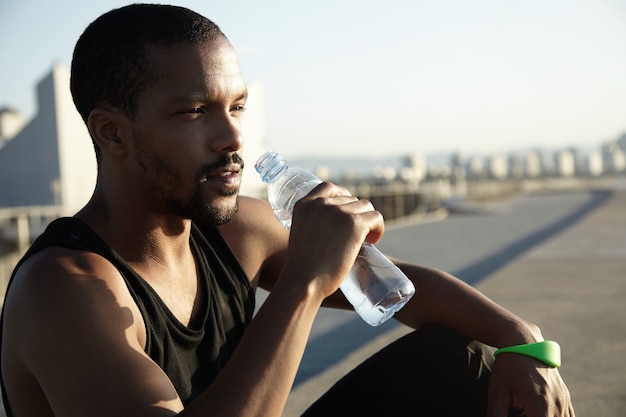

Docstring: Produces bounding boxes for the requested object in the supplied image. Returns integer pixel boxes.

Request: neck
[76,192,194,267]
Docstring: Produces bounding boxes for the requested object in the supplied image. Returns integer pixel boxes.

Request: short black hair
[70,3,225,123]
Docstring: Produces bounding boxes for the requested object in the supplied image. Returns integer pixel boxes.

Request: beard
[186,154,243,227]
[132,131,243,227]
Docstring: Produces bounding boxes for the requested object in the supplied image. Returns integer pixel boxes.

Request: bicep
[221,197,351,307]
[220,197,290,292]
[38,331,182,417]
[35,305,182,417]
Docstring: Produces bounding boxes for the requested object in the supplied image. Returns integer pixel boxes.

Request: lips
[203,165,242,184]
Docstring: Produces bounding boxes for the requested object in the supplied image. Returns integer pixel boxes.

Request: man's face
[129,38,248,226]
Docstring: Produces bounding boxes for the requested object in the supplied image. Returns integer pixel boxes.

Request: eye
[230,104,246,115]
[179,107,205,120]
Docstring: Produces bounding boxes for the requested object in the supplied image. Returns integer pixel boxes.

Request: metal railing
[0,205,70,300]
[0,205,68,253]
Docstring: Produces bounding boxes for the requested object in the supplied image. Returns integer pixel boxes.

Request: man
[0,4,574,416]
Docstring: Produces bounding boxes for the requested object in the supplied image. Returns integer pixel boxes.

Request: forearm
[185,278,323,417]
[393,261,543,348]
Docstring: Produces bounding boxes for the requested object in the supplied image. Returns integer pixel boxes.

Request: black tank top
[0,217,255,414]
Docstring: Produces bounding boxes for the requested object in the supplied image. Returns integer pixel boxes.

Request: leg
[302,324,524,417]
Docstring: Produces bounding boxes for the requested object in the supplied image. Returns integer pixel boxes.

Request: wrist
[272,270,328,308]
[494,340,561,368]
[497,318,544,348]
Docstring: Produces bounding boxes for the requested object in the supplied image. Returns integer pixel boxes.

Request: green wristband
[494,340,561,368]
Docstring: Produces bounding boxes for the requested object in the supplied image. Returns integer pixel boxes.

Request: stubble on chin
[190,190,240,228]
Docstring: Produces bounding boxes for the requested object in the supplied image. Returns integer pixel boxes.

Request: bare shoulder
[219,195,287,245]
[219,195,289,289]
[4,246,141,325]
[1,247,175,416]
[225,196,283,231]
[2,246,146,365]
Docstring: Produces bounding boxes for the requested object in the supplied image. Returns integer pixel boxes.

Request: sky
[1,0,625,160]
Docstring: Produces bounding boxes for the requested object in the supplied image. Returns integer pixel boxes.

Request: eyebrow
[168,88,248,105]
[234,89,249,102]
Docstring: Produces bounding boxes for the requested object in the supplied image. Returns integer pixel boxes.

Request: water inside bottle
[340,261,414,326]
[270,177,321,229]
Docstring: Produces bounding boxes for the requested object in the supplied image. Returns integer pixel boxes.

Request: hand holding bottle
[255,151,415,326]
[283,182,385,299]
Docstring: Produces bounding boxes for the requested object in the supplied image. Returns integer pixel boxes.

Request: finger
[486,388,511,417]
[306,181,353,199]
[340,197,377,214]
[568,403,576,417]
[360,208,385,244]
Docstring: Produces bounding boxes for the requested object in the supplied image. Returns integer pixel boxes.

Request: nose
[209,111,245,153]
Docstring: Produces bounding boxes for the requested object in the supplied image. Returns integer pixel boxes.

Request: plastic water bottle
[255,151,415,326]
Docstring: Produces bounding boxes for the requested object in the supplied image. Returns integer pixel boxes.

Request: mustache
[196,153,245,180]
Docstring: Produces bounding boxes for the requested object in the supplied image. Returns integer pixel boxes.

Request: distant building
[555,149,575,177]
[399,152,427,184]
[466,156,486,180]
[0,107,27,145]
[524,150,543,178]
[487,154,508,179]
[601,142,626,174]
[449,152,466,196]
[616,133,626,153]
[586,151,603,176]
[508,154,524,179]
[0,64,96,212]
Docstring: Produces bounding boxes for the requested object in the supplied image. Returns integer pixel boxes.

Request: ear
[86,107,132,158]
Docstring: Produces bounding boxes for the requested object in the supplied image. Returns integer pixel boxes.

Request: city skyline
[289,132,626,184]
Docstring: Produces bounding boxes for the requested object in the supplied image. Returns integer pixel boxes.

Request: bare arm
[4,249,323,417]
[227,192,573,416]
[389,261,574,416]
[2,184,384,417]
[2,250,184,417]
[391,260,542,346]
[317,256,574,416]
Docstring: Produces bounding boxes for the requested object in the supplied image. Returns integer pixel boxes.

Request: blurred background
[1,2,626,416]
